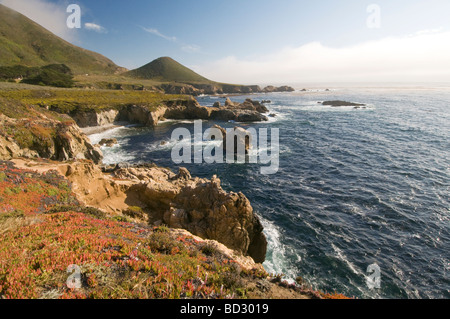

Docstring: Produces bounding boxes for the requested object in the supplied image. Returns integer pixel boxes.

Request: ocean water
[90,86,450,299]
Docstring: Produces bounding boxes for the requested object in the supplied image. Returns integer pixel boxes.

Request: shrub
[21,64,74,88]
[147,232,185,255]
[201,243,218,257]
[0,64,75,88]
[123,206,145,219]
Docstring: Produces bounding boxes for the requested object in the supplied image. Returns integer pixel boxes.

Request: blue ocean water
[90,86,450,299]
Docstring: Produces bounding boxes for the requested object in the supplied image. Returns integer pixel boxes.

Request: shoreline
[80,122,127,136]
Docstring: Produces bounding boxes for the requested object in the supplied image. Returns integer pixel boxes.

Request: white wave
[261,218,298,283]
[101,147,137,165]
[88,126,130,145]
[331,243,362,276]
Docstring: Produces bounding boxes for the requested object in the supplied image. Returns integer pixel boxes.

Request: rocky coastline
[0,91,349,299]
[71,97,271,128]
[0,96,271,260]
[153,83,295,96]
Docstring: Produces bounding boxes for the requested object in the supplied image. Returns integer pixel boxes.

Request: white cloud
[141,26,201,54]
[85,22,107,33]
[182,45,201,53]
[194,30,450,84]
[141,27,177,42]
[0,0,76,42]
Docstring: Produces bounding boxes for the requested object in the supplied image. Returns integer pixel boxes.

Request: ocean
[89,85,450,299]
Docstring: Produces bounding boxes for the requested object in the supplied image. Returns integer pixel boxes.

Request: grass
[0,4,122,75]
[0,86,191,115]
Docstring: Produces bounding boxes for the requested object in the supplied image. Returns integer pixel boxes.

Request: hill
[124,57,213,84]
[0,4,124,75]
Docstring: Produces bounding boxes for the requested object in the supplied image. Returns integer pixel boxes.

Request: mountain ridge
[124,57,213,84]
[0,4,125,75]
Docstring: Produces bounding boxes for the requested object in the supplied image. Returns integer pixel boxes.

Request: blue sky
[2,0,450,83]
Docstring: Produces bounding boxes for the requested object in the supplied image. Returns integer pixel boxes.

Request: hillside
[124,57,212,84]
[0,4,124,75]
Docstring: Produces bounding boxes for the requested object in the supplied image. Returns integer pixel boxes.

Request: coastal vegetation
[0,161,348,299]
[0,64,75,88]
[0,85,190,114]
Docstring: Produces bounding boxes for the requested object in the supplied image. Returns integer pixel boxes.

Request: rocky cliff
[10,158,267,263]
[69,98,269,129]
[111,165,268,263]
[159,83,295,96]
[0,114,103,163]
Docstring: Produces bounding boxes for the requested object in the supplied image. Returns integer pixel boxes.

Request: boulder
[99,138,118,147]
[225,98,238,107]
[0,115,103,164]
[322,100,366,107]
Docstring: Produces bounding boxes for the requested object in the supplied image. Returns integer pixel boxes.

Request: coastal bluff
[71,97,270,128]
[0,93,269,263]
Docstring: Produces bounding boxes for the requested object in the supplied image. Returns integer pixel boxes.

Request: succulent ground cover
[0,161,349,299]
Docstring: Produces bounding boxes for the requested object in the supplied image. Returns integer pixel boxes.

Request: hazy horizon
[2,0,450,84]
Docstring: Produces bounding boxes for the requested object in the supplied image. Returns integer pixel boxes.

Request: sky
[2,0,450,84]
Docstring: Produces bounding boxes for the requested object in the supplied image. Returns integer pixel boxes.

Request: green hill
[124,57,213,84]
[0,4,124,75]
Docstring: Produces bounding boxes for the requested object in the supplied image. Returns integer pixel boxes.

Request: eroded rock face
[0,115,103,164]
[113,166,268,263]
[71,109,119,128]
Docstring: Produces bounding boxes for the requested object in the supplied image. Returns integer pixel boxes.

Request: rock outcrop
[155,83,294,96]
[111,165,267,263]
[66,97,270,131]
[99,138,118,147]
[11,158,268,264]
[71,109,119,128]
[0,114,103,164]
[165,98,269,123]
[321,100,366,107]
[263,85,295,93]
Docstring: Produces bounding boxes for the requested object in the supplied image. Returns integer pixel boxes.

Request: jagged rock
[225,98,237,107]
[165,98,268,123]
[172,167,191,181]
[0,115,103,164]
[99,138,118,147]
[112,165,267,263]
[118,105,168,126]
[71,109,119,128]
